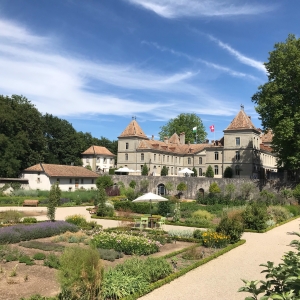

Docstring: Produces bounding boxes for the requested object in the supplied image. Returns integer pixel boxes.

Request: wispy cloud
[142,41,259,80]
[0,18,237,119]
[208,35,267,73]
[124,0,275,19]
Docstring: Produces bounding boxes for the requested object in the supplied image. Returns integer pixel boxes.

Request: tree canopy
[158,113,207,144]
[0,94,117,177]
[252,34,300,170]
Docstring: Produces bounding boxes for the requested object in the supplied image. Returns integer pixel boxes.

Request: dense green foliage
[0,94,117,177]
[47,182,61,221]
[216,215,244,243]
[192,167,197,177]
[95,175,113,190]
[177,182,187,192]
[242,202,269,231]
[158,113,207,143]
[209,182,221,194]
[58,246,103,300]
[161,165,168,176]
[252,34,300,171]
[223,166,233,178]
[205,165,214,177]
[142,163,149,176]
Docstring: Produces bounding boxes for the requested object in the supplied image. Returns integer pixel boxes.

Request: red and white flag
[209,125,215,132]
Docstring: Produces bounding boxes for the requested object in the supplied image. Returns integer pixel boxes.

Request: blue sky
[0,0,299,142]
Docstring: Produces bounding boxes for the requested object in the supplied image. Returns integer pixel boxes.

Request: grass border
[244,216,300,233]
[121,239,246,300]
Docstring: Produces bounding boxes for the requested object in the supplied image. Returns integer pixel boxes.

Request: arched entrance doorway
[157,183,166,195]
[198,188,204,199]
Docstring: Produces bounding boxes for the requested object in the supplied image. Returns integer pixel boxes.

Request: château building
[117,107,277,178]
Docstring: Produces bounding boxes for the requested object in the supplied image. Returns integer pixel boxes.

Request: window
[235,151,240,161]
[86,158,89,163]
[111,159,114,165]
[126,143,129,149]
[37,177,40,183]
[215,152,219,160]
[69,187,72,192]
[235,165,240,176]
[236,137,240,146]
[199,168,202,176]
[163,155,165,162]
[167,156,169,162]
[69,179,72,184]
[125,154,128,161]
[81,179,84,184]
[96,157,100,162]
[154,154,156,161]
[188,157,191,164]
[199,157,202,164]
[214,165,218,175]
[171,167,173,175]
[141,165,143,170]
[179,157,181,163]
[91,179,94,184]
[141,153,144,161]
[103,158,107,163]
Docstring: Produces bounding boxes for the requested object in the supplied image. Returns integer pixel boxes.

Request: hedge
[114,201,158,214]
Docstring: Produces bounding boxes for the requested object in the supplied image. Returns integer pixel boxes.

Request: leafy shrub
[284,204,300,216]
[44,253,60,269]
[182,247,204,260]
[242,202,269,231]
[216,215,244,243]
[0,245,22,261]
[0,210,22,224]
[22,217,37,223]
[157,201,171,217]
[129,180,137,189]
[223,166,233,178]
[114,200,158,215]
[168,229,194,239]
[115,257,173,283]
[0,221,78,244]
[209,182,221,194]
[96,175,113,189]
[267,206,291,223]
[205,165,214,177]
[19,255,35,265]
[91,231,161,255]
[184,216,211,227]
[58,246,103,300]
[102,268,148,300]
[192,210,214,220]
[177,182,187,192]
[98,248,123,261]
[202,231,230,248]
[33,252,46,260]
[193,229,204,240]
[19,241,65,252]
[65,214,87,227]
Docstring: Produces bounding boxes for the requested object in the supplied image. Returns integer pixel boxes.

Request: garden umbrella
[132,192,168,216]
[178,168,194,177]
[115,167,136,174]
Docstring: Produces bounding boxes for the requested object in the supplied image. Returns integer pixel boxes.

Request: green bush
[33,252,46,260]
[98,248,123,261]
[19,255,35,265]
[192,210,214,220]
[193,229,204,241]
[19,241,65,252]
[44,253,60,269]
[96,175,113,189]
[65,214,87,227]
[216,215,244,243]
[242,202,269,231]
[114,200,158,215]
[129,180,137,189]
[293,184,300,203]
[202,231,230,248]
[205,165,214,177]
[58,246,103,300]
[22,217,37,223]
[184,216,212,227]
[284,204,300,216]
[209,182,221,194]
[0,210,22,224]
[267,206,291,223]
[157,201,171,217]
[223,167,233,178]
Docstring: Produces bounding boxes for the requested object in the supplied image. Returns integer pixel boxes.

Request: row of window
[86,157,113,163]
[56,178,94,184]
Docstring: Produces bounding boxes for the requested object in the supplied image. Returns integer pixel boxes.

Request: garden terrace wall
[112,175,295,199]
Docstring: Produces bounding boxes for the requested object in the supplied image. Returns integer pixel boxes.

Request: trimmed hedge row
[121,240,246,300]
[114,201,158,214]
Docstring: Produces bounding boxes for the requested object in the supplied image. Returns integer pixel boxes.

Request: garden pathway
[139,217,300,300]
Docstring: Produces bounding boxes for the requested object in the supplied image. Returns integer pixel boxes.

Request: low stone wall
[112,175,265,199]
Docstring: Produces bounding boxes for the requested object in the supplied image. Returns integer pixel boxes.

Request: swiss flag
[210,125,215,132]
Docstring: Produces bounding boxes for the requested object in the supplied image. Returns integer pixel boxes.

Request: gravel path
[139,218,300,300]
[2,206,299,299]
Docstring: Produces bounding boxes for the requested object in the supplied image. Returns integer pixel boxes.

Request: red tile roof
[24,164,99,178]
[260,144,273,153]
[226,109,257,130]
[261,130,273,143]
[82,145,115,156]
[119,120,148,139]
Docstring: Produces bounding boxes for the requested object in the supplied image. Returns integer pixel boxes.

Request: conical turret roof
[119,119,148,139]
[225,108,257,131]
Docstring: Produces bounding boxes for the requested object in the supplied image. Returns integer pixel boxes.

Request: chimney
[211,140,214,144]
[248,116,251,120]
[151,135,154,141]
[205,139,209,144]
[179,132,185,145]
[164,136,168,144]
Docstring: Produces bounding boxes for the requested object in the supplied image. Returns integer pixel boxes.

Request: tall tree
[0,95,46,177]
[158,113,207,144]
[47,181,61,221]
[42,114,82,166]
[252,34,300,171]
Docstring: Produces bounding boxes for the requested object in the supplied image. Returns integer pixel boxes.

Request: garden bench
[23,200,39,207]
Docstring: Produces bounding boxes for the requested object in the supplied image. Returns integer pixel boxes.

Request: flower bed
[91,231,161,255]
[0,221,79,244]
